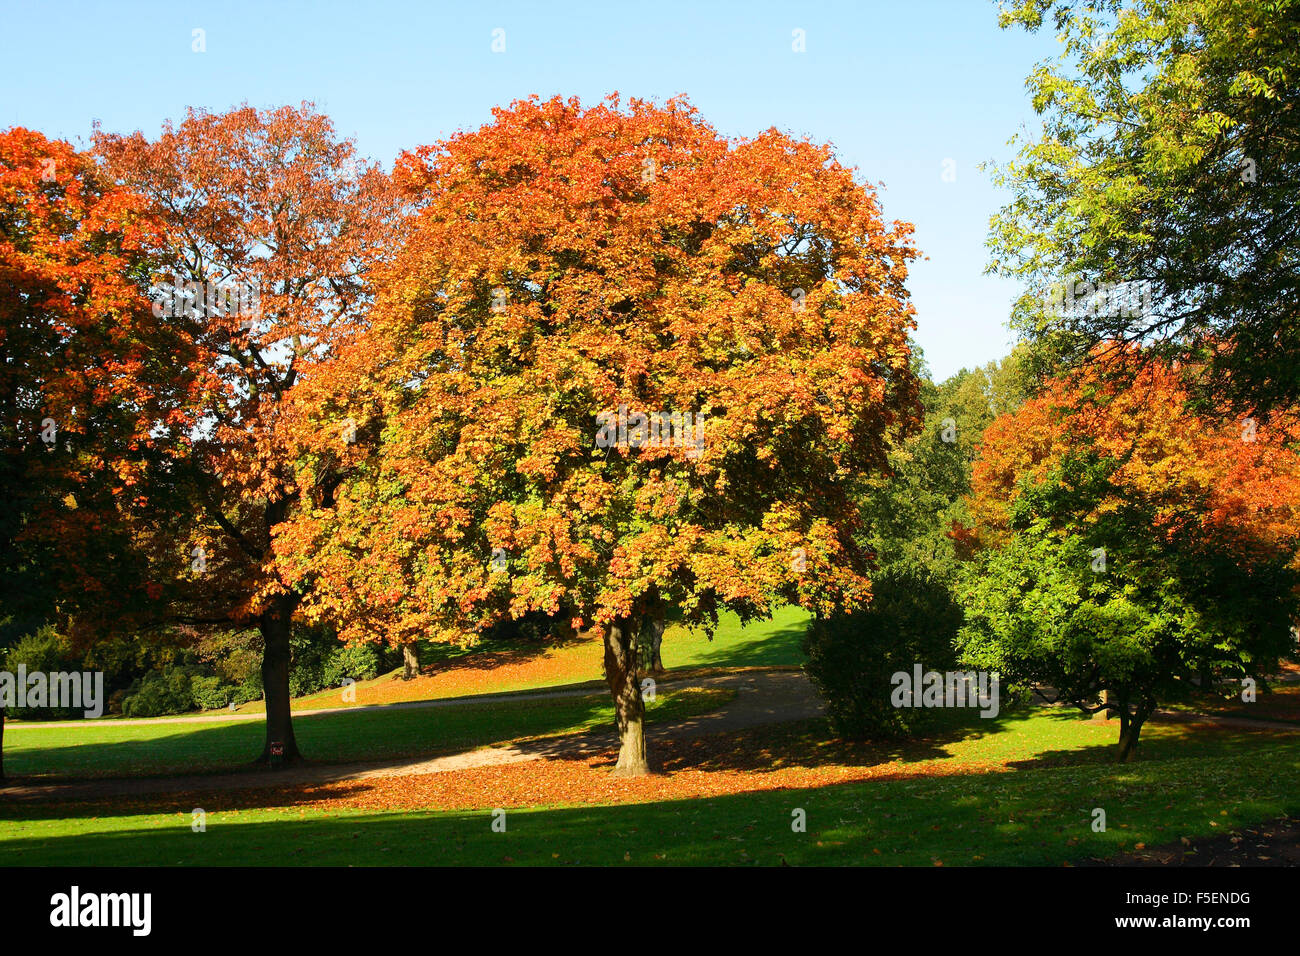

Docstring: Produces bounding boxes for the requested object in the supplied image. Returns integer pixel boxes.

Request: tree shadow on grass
[0,780,380,824]
[1006,716,1300,771]
[468,699,1099,778]
[642,706,1043,775]
[1,692,619,784]
[8,735,1300,867]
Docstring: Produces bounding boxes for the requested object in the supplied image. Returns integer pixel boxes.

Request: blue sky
[0,0,1060,381]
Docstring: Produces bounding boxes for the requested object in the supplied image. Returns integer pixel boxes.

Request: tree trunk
[1116,709,1135,762]
[1092,688,1113,721]
[1115,697,1150,763]
[402,643,420,680]
[647,615,665,674]
[257,596,301,766]
[603,615,649,776]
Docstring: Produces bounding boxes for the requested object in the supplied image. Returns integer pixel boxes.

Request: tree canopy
[76,103,403,762]
[959,349,1300,759]
[273,94,922,774]
[990,0,1300,415]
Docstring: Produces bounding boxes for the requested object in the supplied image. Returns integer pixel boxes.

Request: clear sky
[0,0,1060,382]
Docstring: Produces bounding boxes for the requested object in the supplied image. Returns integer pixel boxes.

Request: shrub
[190,674,235,711]
[230,673,263,705]
[802,567,962,740]
[483,609,578,645]
[287,625,344,697]
[287,628,385,698]
[195,629,262,685]
[322,643,380,689]
[288,657,325,698]
[120,664,200,718]
[2,626,84,720]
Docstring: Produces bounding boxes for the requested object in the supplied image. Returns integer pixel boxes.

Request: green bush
[83,632,190,705]
[322,643,380,688]
[231,673,263,705]
[8,625,395,719]
[195,629,262,685]
[802,567,963,740]
[483,610,578,645]
[190,674,234,711]
[288,658,324,698]
[120,664,200,718]
[2,626,83,720]
[286,627,384,698]
[287,625,339,697]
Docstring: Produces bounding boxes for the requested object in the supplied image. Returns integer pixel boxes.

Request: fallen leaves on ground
[108,721,1013,817]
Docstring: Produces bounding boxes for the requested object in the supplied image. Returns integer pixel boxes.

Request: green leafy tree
[862,345,1039,579]
[958,352,1300,761]
[989,0,1300,413]
[959,461,1298,760]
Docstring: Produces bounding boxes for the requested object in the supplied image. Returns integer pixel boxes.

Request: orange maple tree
[0,128,197,776]
[966,349,1300,553]
[87,104,403,763]
[957,348,1300,758]
[274,95,921,775]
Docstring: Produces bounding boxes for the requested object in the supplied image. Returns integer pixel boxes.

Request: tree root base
[609,763,653,778]
[252,753,305,770]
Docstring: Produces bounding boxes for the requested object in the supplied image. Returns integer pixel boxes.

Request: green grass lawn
[4,704,1297,866]
[1,685,733,781]
[662,604,810,669]
[1166,682,1300,724]
[2,720,1295,866]
[239,604,812,714]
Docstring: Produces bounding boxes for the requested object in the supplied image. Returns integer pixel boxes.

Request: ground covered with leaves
[4,707,1297,867]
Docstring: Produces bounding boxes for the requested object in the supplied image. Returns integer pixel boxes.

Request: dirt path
[0,670,823,803]
[5,678,644,728]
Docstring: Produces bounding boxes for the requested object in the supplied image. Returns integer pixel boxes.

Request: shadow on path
[0,671,822,803]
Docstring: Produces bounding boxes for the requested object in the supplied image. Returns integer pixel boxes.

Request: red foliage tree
[89,104,403,763]
[0,127,193,775]
[967,350,1300,554]
[275,95,921,775]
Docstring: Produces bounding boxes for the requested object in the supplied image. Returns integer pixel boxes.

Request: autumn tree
[988,0,1300,415]
[860,343,1042,582]
[0,128,188,777]
[92,104,401,764]
[275,95,921,775]
[958,351,1300,759]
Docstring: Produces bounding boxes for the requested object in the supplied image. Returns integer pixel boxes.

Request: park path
[4,672,1293,805]
[5,679,649,728]
[0,670,823,803]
